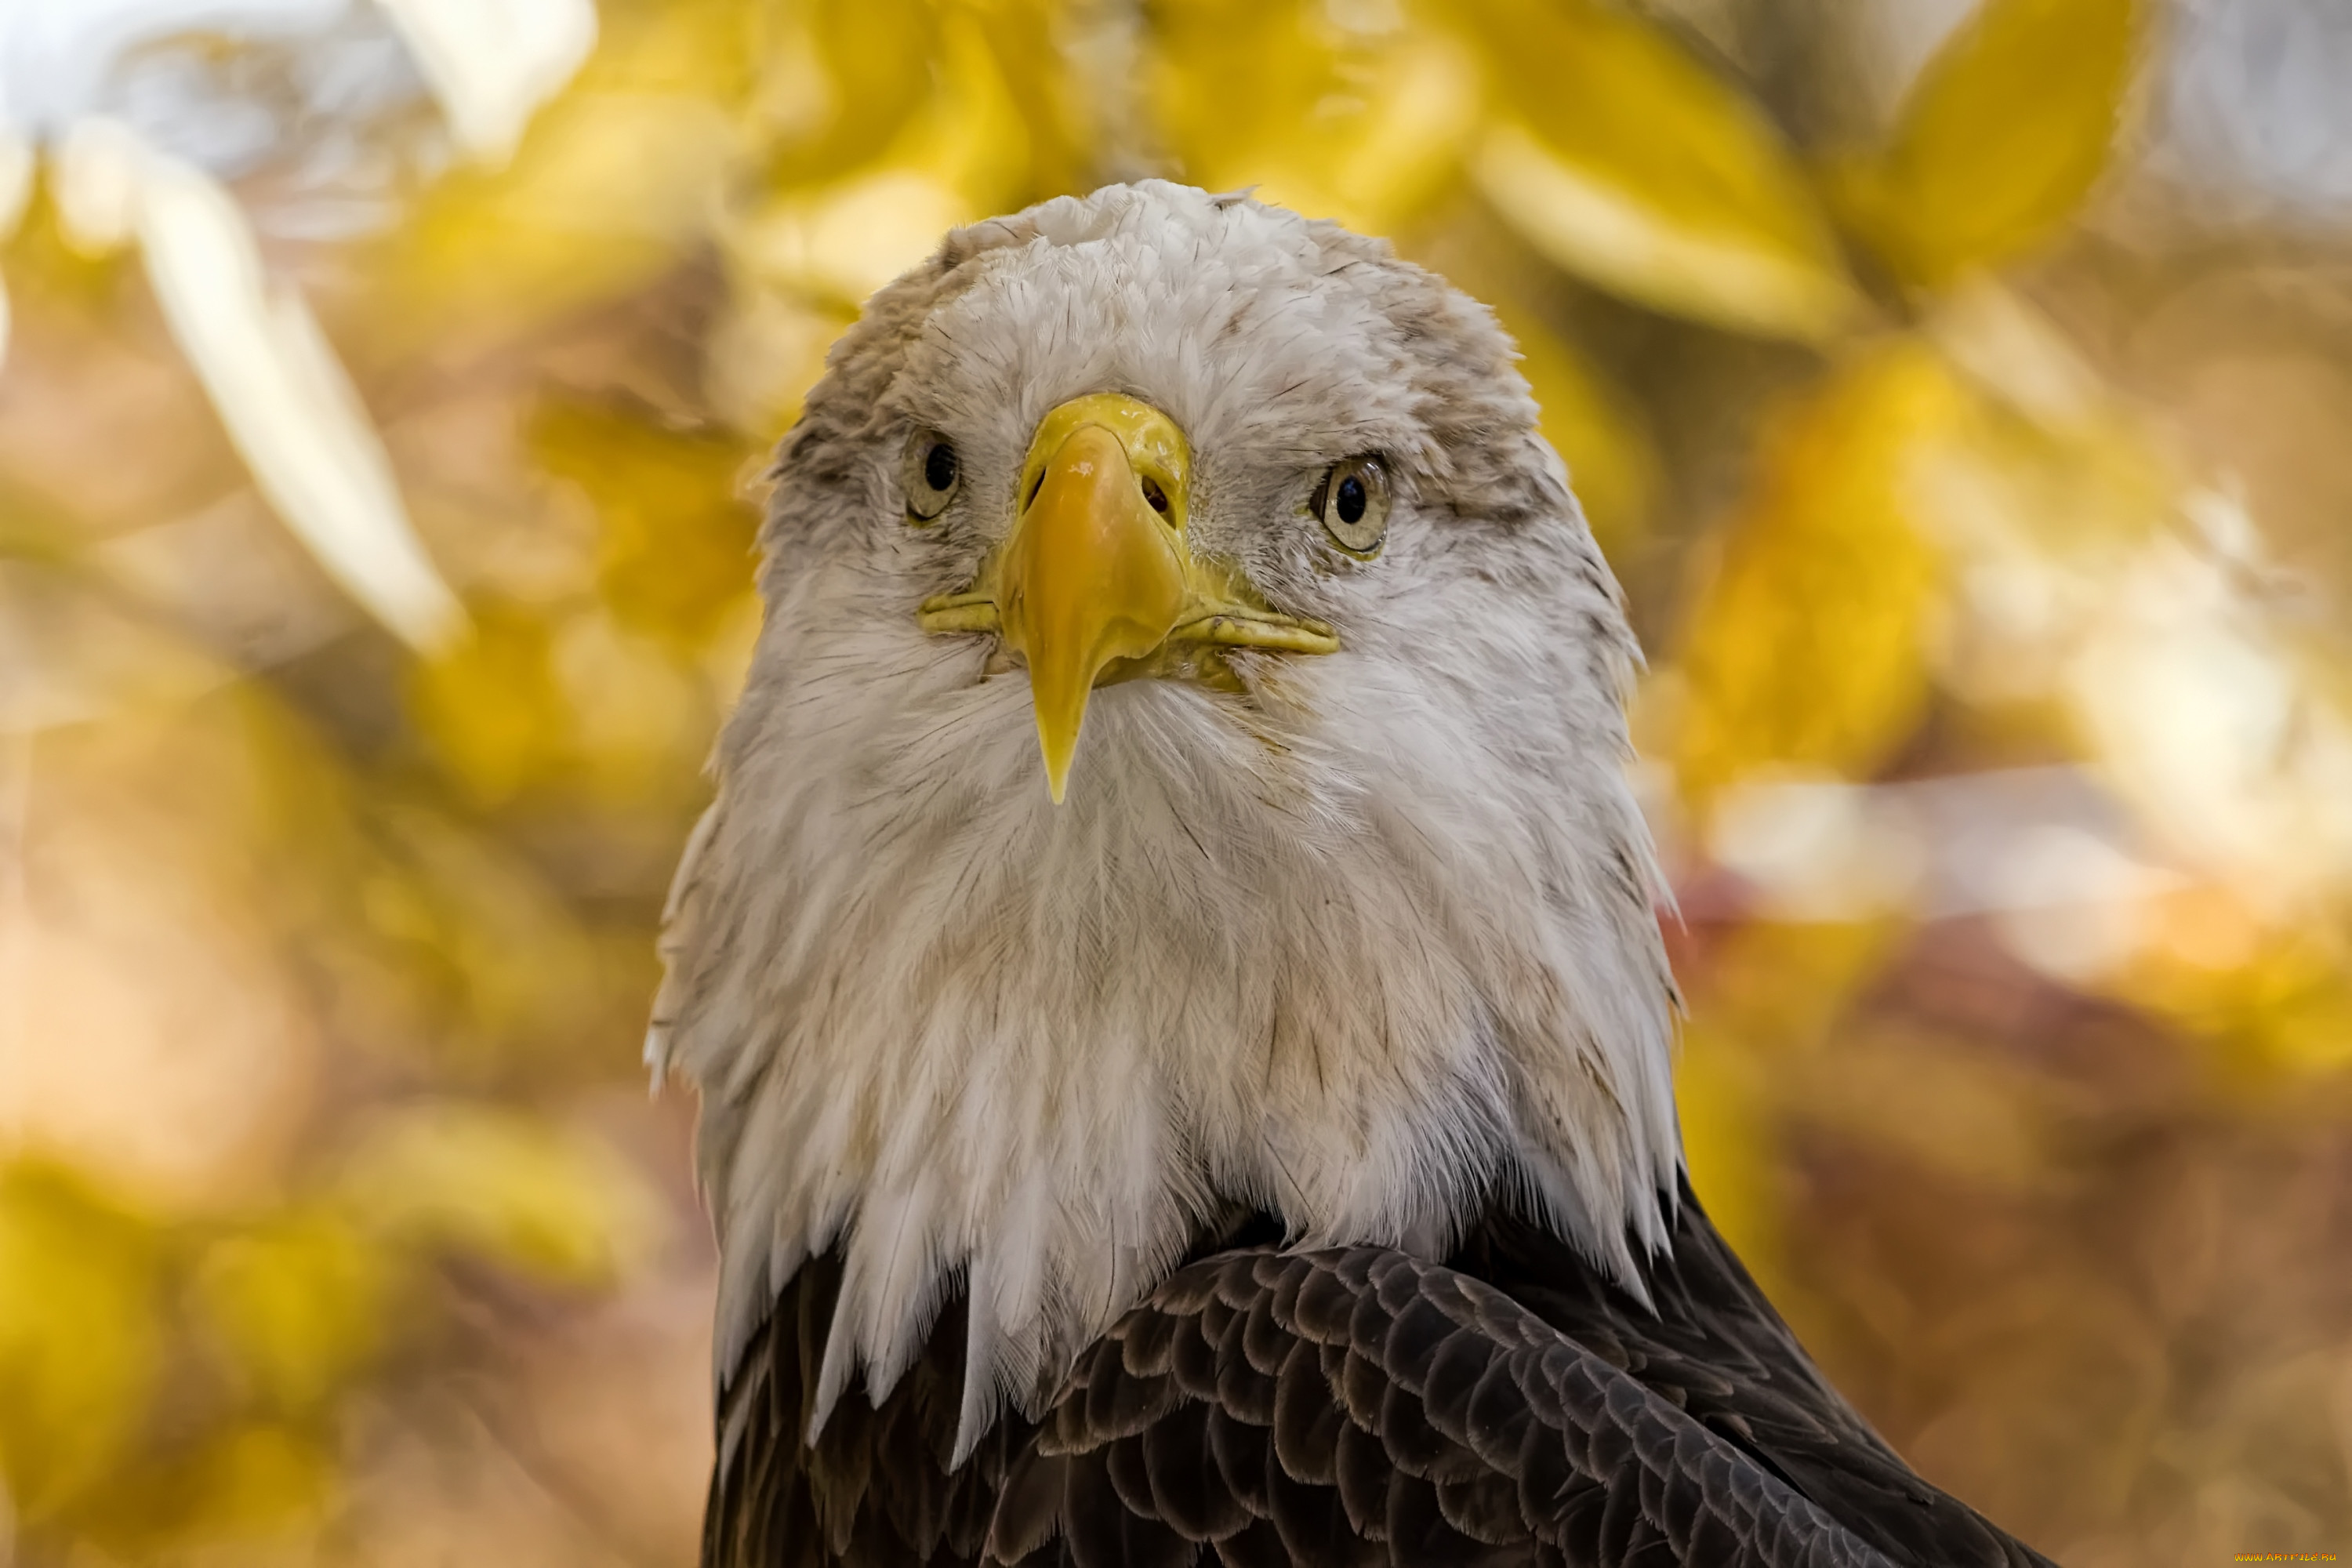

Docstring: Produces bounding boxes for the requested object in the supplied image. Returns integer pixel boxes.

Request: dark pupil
[1335,474,1367,525]
[924,443,958,492]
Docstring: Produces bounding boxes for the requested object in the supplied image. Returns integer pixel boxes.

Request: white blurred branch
[56,117,465,652]
[374,0,595,165]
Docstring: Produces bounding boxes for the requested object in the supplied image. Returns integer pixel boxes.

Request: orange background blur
[2,0,2349,1562]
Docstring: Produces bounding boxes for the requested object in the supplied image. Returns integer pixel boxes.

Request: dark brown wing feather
[702,1250,1040,1567]
[703,1192,2060,1568]
[992,1245,1897,1568]
[1443,1181,2056,1568]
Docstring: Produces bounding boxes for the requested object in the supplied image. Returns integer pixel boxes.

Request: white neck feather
[653,559,1679,1461]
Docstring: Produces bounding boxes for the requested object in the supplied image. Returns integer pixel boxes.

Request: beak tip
[1033,684,1084,806]
[1041,739,1075,804]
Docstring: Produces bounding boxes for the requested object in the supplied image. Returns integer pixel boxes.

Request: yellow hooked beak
[916,393,1338,803]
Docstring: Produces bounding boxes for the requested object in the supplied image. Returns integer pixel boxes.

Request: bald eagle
[649,183,2055,1568]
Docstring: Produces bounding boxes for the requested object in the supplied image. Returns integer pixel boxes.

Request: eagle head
[649,181,1680,1457]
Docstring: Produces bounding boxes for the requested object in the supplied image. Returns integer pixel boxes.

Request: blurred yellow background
[2,0,2349,1562]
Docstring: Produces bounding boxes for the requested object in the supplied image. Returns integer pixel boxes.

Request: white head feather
[648,182,1681,1461]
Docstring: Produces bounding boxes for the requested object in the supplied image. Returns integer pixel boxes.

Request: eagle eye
[903,430,961,522]
[1312,456,1390,556]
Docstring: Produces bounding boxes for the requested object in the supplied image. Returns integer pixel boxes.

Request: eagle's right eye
[904,431,961,522]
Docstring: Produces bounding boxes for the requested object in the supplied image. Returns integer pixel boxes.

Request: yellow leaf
[1673,1021,1782,1279]
[194,1210,394,1414]
[1464,0,1858,340]
[730,13,1033,305]
[0,126,30,243]
[1150,0,1480,235]
[362,2,740,339]
[408,601,569,807]
[528,398,760,647]
[409,595,716,811]
[1504,314,1658,555]
[744,0,946,190]
[338,1104,659,1287]
[547,609,714,800]
[1828,0,2140,287]
[2124,893,2352,1077]
[361,804,612,1057]
[967,0,1096,202]
[1669,343,1962,802]
[736,166,974,307]
[164,1422,335,1538]
[1674,920,1903,1295]
[89,1422,336,1549]
[0,1164,165,1520]
[0,181,133,322]
[706,287,858,432]
[380,89,734,334]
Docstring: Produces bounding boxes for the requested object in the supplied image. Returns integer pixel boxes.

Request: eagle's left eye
[903,431,961,522]
[1312,456,1390,556]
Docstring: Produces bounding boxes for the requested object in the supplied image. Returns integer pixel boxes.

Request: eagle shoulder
[703,1196,2059,1568]
[990,1245,1896,1568]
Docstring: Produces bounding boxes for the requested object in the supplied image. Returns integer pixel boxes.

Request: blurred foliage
[4,0,2352,1562]
[1469,0,1860,339]
[1671,343,1955,800]
[1827,0,2140,287]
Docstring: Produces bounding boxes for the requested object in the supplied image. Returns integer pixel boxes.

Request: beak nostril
[1025,470,1047,510]
[1140,476,1169,516]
